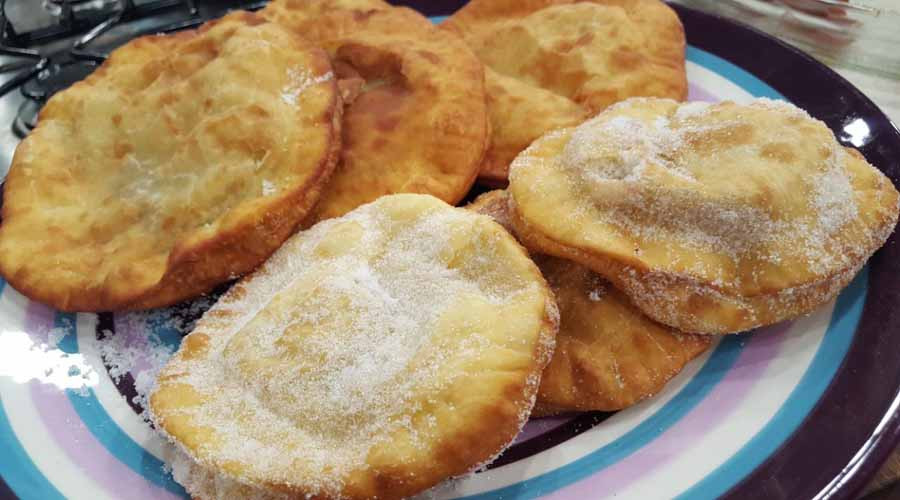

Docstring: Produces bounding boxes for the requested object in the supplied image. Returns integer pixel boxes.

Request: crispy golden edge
[531,258,711,414]
[0,12,342,311]
[348,290,558,500]
[508,195,875,334]
[468,190,711,415]
[151,196,560,500]
[466,190,516,231]
[474,72,590,188]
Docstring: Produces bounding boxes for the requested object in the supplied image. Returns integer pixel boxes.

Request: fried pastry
[443,0,687,184]
[508,98,900,334]
[150,194,558,500]
[0,12,341,311]
[479,68,589,187]
[261,0,489,221]
[469,190,711,415]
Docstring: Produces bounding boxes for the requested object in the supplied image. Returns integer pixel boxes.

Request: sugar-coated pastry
[508,98,900,334]
[150,194,558,500]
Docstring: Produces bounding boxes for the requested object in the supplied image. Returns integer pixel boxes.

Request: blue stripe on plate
[460,336,746,500]
[686,46,782,100]
[0,279,66,500]
[678,268,868,499]
[0,397,66,500]
[55,312,187,497]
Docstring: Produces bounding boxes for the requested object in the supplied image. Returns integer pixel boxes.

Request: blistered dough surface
[0,12,341,311]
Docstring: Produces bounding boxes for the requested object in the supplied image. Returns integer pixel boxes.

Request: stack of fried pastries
[150,194,558,500]
[468,190,711,415]
[1,1,899,499]
[0,2,490,312]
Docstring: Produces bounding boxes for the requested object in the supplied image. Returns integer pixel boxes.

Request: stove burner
[22,61,97,100]
[42,0,122,20]
[0,0,203,139]
[47,0,119,5]
[13,99,40,137]
[12,61,96,134]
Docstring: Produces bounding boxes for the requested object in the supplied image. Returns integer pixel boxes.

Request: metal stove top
[0,0,267,178]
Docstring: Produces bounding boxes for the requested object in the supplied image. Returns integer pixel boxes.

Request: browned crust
[263,1,490,223]
[442,0,687,105]
[0,12,342,311]
[443,0,688,186]
[466,190,515,232]
[509,197,873,334]
[531,285,711,415]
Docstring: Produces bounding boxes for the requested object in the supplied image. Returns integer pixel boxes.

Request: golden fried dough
[509,98,900,334]
[0,12,341,312]
[468,190,710,415]
[150,194,558,500]
[261,0,489,221]
[443,0,687,184]
[529,255,711,415]
[480,69,589,187]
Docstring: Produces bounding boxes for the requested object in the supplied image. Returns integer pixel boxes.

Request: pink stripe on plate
[544,321,791,499]
[516,416,574,444]
[688,83,719,102]
[24,301,57,346]
[24,303,180,500]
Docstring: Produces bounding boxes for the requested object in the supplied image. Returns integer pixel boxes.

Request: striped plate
[2,3,900,499]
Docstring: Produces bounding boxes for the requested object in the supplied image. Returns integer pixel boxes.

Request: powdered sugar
[150,195,554,498]
[559,98,862,276]
[96,295,216,419]
[673,100,712,121]
[563,113,693,183]
[281,68,333,106]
